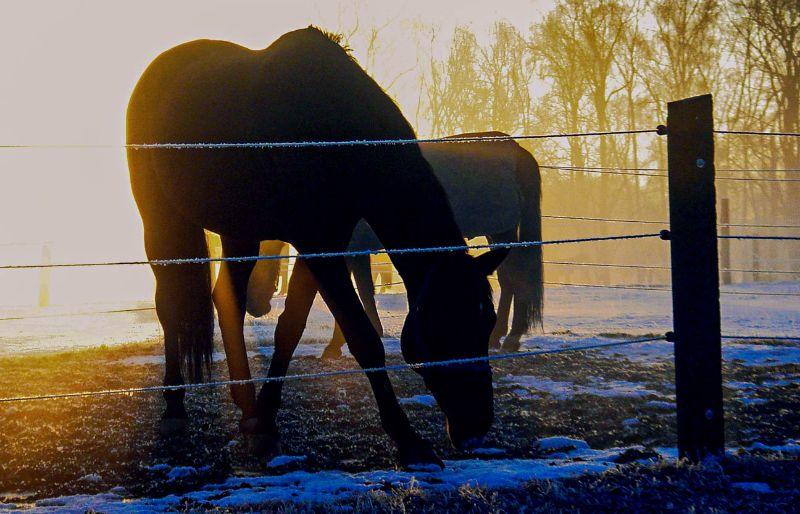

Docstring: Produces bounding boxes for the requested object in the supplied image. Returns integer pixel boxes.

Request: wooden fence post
[38,242,51,308]
[666,94,725,461]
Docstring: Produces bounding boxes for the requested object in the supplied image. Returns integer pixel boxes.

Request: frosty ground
[0,282,798,512]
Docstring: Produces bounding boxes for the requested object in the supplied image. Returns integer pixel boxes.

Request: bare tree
[530,6,590,168]
[732,0,800,169]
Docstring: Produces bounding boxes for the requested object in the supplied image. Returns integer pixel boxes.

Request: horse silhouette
[246,134,543,355]
[126,27,506,468]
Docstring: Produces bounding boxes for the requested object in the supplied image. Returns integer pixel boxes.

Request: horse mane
[307,25,356,61]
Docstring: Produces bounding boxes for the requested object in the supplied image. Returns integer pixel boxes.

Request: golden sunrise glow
[1,0,797,308]
[0,0,545,307]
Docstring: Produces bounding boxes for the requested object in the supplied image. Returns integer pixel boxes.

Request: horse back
[419,133,527,238]
[126,28,443,244]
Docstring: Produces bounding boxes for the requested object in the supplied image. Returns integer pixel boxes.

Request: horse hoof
[158,416,188,436]
[397,440,444,471]
[320,345,343,360]
[488,337,502,350]
[246,432,282,458]
[239,417,260,435]
[500,337,521,353]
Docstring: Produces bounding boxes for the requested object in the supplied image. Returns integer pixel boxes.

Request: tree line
[342,0,800,283]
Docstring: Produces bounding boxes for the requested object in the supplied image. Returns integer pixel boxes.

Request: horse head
[400,248,508,450]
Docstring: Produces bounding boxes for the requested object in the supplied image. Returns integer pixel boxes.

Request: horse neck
[366,178,465,300]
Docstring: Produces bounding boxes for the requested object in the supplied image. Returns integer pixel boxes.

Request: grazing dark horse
[247,135,544,356]
[127,27,507,467]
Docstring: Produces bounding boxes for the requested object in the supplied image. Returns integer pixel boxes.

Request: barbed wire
[542,165,800,174]
[719,222,800,229]
[542,260,800,275]
[539,166,666,178]
[540,165,800,182]
[0,335,664,404]
[720,235,800,241]
[717,176,800,183]
[721,335,800,342]
[0,129,659,151]
[537,280,800,297]
[0,307,154,322]
[542,280,671,292]
[542,214,800,230]
[0,233,663,270]
[714,130,800,137]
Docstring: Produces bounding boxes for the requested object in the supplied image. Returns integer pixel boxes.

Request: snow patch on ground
[723,344,800,367]
[398,394,437,407]
[748,441,800,455]
[500,374,666,400]
[732,482,773,493]
[23,457,619,513]
[535,436,590,452]
[644,400,675,410]
[22,438,800,512]
[266,455,307,468]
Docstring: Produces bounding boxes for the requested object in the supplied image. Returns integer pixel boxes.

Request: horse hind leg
[490,288,512,349]
[245,240,286,317]
[487,230,516,349]
[144,220,214,436]
[502,297,530,352]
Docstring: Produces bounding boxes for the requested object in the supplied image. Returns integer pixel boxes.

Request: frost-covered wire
[720,235,800,241]
[0,335,664,404]
[721,334,800,342]
[543,214,800,230]
[0,129,659,150]
[714,130,800,137]
[0,233,663,270]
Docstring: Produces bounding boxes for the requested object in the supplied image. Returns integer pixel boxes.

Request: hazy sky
[0,0,550,305]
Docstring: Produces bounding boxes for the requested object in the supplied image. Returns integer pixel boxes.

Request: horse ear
[474,248,509,275]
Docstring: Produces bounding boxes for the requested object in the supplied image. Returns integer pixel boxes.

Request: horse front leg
[324,254,382,359]
[253,259,318,455]
[306,255,442,469]
[213,237,260,426]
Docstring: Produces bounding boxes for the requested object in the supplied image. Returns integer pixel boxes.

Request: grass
[0,337,798,511]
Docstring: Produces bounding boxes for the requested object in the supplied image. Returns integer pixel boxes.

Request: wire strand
[0,307,154,322]
[714,130,800,137]
[543,261,800,275]
[541,165,800,182]
[0,130,659,150]
[721,335,800,342]
[720,235,800,241]
[542,214,800,230]
[0,336,664,404]
[541,164,800,174]
[0,233,663,270]
[538,280,800,297]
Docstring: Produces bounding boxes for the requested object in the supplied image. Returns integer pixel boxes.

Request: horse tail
[509,144,544,330]
[174,246,215,383]
[130,150,215,383]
